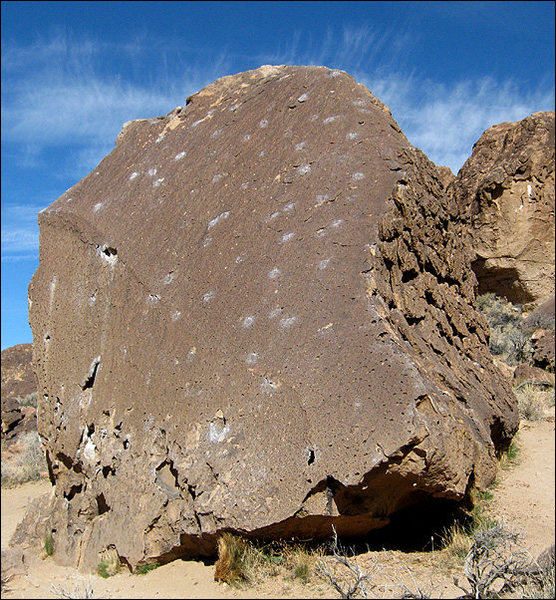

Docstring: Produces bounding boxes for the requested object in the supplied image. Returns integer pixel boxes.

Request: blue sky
[1,1,555,350]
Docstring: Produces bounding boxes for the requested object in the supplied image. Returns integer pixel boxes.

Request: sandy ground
[1,417,554,599]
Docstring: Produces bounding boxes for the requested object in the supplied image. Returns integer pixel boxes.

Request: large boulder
[452,112,555,304]
[26,65,518,571]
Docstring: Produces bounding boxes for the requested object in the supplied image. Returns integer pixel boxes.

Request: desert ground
[2,414,553,599]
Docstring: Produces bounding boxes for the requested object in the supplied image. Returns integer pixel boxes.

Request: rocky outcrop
[1,343,37,440]
[26,65,518,572]
[452,112,555,304]
[525,296,555,372]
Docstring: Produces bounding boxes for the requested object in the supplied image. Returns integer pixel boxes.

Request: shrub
[17,391,38,408]
[477,293,533,365]
[44,533,54,556]
[214,533,266,585]
[454,524,532,599]
[515,383,550,421]
[283,544,321,584]
[134,563,159,575]
[1,431,48,487]
[97,546,120,578]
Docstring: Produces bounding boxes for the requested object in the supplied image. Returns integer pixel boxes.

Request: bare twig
[316,526,373,598]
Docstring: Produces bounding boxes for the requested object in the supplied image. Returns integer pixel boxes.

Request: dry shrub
[1,431,48,487]
[515,383,552,421]
[283,544,322,584]
[477,293,532,365]
[440,522,473,563]
[214,533,266,585]
[17,391,38,408]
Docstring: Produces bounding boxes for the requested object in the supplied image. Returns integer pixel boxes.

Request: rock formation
[25,65,518,571]
[527,296,556,372]
[452,112,555,304]
[1,343,37,440]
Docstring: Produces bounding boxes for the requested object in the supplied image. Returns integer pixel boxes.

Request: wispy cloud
[2,26,554,182]
[1,202,45,262]
[1,30,229,174]
[359,73,555,173]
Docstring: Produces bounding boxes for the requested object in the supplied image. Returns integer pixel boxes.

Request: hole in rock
[307,449,315,465]
[401,270,418,284]
[471,260,534,304]
[63,484,83,501]
[81,358,100,391]
[342,496,468,553]
[102,246,117,258]
[96,493,110,515]
[102,465,115,478]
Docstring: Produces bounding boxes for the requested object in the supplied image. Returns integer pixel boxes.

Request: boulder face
[28,65,518,571]
[452,112,555,304]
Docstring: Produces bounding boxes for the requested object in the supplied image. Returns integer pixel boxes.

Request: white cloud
[1,203,46,261]
[1,31,228,173]
[359,74,555,173]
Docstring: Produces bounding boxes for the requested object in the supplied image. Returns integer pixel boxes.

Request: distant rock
[452,111,555,304]
[1,343,37,441]
[513,363,553,388]
[525,296,555,372]
[26,65,518,571]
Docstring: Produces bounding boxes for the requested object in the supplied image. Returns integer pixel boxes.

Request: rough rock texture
[1,344,37,440]
[525,296,555,372]
[513,363,554,387]
[452,112,555,304]
[27,65,518,572]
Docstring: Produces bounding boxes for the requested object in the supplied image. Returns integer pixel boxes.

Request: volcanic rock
[452,111,555,304]
[26,65,518,571]
[1,343,37,440]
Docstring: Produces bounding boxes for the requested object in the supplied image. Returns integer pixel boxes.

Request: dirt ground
[1,417,554,599]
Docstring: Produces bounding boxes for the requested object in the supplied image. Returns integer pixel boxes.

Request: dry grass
[515,383,554,421]
[214,533,267,585]
[214,533,323,588]
[1,431,48,488]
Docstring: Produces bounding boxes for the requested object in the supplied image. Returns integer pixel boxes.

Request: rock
[1,343,37,404]
[27,65,518,572]
[513,363,553,388]
[530,329,555,372]
[452,112,555,304]
[436,165,456,189]
[1,344,37,441]
[524,295,555,331]
[1,397,24,437]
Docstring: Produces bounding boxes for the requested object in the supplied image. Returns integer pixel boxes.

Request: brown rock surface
[525,296,555,372]
[26,65,518,571]
[452,111,555,304]
[1,343,36,403]
[1,344,37,439]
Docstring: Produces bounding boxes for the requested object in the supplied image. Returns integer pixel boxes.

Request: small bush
[500,439,520,469]
[1,431,48,487]
[454,524,532,599]
[477,293,533,365]
[97,546,120,578]
[515,384,551,421]
[17,391,38,408]
[440,522,473,561]
[214,533,266,586]
[134,563,159,575]
[283,545,321,584]
[44,533,54,556]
